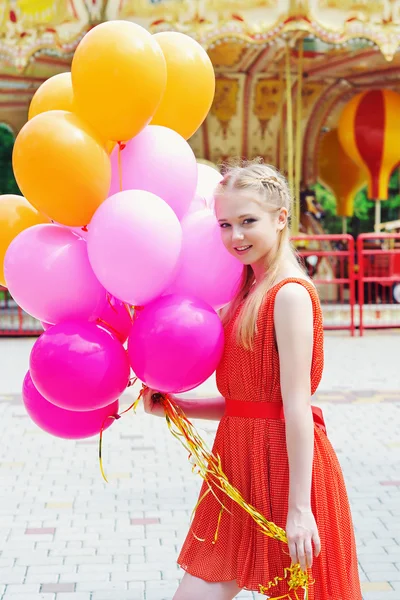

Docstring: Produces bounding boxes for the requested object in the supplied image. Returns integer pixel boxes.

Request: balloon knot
[114,413,122,420]
[118,141,126,151]
[82,225,88,232]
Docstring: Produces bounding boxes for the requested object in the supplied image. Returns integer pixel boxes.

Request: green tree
[0,124,20,195]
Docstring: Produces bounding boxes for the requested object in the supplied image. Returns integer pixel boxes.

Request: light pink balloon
[87,190,182,306]
[109,125,198,220]
[195,164,223,210]
[23,371,119,440]
[51,220,88,240]
[167,210,242,309]
[184,193,208,217]
[4,224,107,324]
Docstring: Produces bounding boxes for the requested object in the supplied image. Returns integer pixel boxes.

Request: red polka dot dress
[178,278,362,599]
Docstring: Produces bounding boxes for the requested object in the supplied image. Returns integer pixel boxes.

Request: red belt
[224,399,327,435]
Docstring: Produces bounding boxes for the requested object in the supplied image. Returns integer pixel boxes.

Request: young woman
[143,162,362,600]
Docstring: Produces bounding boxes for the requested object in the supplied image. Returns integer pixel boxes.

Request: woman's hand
[286,508,321,572]
[142,387,170,418]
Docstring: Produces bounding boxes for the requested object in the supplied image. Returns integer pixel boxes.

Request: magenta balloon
[128,294,224,393]
[97,296,133,344]
[4,224,106,324]
[87,190,182,306]
[23,372,118,439]
[30,321,130,411]
[167,210,242,309]
[109,125,197,219]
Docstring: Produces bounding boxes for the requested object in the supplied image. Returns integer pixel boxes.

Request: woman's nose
[232,229,244,242]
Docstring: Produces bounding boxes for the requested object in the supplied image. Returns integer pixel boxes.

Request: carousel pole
[342,216,347,235]
[285,43,295,227]
[294,39,304,235]
[279,60,285,173]
[374,200,381,232]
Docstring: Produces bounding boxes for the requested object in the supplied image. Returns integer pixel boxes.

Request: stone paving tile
[0,335,400,599]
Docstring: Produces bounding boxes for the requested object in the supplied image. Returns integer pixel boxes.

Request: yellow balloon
[0,195,49,287]
[318,129,366,217]
[28,72,74,120]
[151,32,216,140]
[72,21,167,142]
[13,110,111,227]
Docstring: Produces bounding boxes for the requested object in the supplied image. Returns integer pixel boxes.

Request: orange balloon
[29,72,117,152]
[0,195,49,287]
[28,73,74,120]
[151,32,215,140]
[318,129,366,217]
[13,110,111,227]
[72,21,167,142]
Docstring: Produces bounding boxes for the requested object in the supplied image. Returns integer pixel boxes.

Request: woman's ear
[277,207,288,231]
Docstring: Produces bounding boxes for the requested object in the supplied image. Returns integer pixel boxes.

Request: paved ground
[0,333,399,600]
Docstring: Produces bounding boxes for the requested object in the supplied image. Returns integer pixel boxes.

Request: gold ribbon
[99,386,312,597]
[150,390,311,598]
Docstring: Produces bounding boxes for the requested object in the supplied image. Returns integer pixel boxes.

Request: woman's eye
[219,223,230,228]
[243,218,256,225]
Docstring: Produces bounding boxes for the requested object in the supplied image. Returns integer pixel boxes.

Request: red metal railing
[292,234,356,336]
[0,286,42,336]
[357,233,400,336]
[3,233,400,337]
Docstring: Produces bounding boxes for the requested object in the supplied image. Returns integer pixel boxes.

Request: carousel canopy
[2,1,400,204]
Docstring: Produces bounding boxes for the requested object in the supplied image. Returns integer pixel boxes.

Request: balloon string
[98,379,141,483]
[124,303,134,323]
[118,141,126,192]
[96,317,121,338]
[106,293,119,314]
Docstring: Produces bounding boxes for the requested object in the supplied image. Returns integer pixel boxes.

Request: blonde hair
[216,160,301,350]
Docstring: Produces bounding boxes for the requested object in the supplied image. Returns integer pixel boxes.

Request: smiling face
[215,189,288,269]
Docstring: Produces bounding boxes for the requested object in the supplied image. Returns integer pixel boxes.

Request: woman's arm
[274,283,321,571]
[142,388,226,421]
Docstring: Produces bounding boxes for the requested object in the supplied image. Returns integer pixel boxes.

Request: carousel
[1,1,400,314]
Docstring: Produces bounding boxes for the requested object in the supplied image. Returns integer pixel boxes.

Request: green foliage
[314,170,400,235]
[0,124,20,195]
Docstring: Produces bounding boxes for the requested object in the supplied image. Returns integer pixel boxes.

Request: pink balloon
[30,321,130,411]
[109,126,198,219]
[51,220,88,240]
[23,371,118,439]
[87,190,182,306]
[69,226,88,240]
[97,296,133,344]
[195,164,223,210]
[4,224,106,324]
[167,210,242,309]
[184,193,208,217]
[128,294,224,393]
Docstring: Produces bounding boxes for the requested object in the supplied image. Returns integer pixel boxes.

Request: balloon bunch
[0,21,242,439]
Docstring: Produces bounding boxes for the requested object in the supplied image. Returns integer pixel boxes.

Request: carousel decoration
[318,128,366,233]
[338,88,400,231]
[1,1,400,238]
